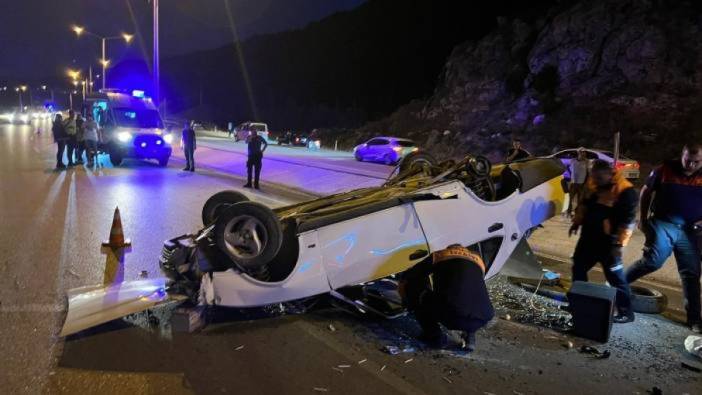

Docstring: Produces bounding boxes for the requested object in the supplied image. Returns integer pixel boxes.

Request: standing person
[244,129,267,189]
[181,121,196,172]
[505,138,531,163]
[625,144,702,333]
[74,114,85,164]
[63,110,77,166]
[82,114,99,167]
[569,160,638,323]
[399,244,494,351]
[52,114,68,170]
[227,122,233,138]
[567,148,590,216]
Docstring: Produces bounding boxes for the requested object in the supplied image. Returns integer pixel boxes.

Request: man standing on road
[63,110,77,167]
[569,160,638,323]
[181,121,196,172]
[568,148,590,216]
[244,129,267,189]
[625,144,702,333]
[82,114,99,167]
[505,138,531,163]
[399,245,495,351]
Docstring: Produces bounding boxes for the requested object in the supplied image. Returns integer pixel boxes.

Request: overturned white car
[60,153,566,336]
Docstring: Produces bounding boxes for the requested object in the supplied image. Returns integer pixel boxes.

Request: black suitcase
[567,281,617,342]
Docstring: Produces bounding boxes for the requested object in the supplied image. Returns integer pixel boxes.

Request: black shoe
[182,167,190,171]
[254,184,260,190]
[460,331,476,352]
[189,168,195,172]
[243,183,252,188]
[613,311,635,324]
[55,163,66,170]
[67,162,75,167]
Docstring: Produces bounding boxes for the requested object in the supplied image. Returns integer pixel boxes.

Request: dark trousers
[415,292,489,336]
[247,155,262,186]
[626,219,701,324]
[66,137,77,164]
[56,140,67,166]
[75,140,84,162]
[184,145,195,170]
[84,140,98,165]
[573,236,632,313]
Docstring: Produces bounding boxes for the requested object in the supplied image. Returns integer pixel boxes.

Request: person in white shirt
[568,148,589,216]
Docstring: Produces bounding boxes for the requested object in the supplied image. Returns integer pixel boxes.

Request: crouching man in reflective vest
[399,244,495,351]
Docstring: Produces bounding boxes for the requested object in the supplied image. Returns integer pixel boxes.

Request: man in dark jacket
[181,121,196,172]
[52,113,68,170]
[400,244,495,351]
[626,144,702,333]
[569,159,638,323]
[244,129,268,189]
[505,138,531,163]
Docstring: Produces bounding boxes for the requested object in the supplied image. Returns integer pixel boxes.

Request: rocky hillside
[345,0,702,163]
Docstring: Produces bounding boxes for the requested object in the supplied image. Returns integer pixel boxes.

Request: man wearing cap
[626,144,702,333]
[569,159,638,323]
[399,244,494,351]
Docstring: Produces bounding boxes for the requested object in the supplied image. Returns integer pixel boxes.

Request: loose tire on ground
[398,151,438,174]
[214,202,283,275]
[630,285,668,314]
[202,190,249,226]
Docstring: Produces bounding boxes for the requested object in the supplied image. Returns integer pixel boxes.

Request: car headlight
[117,132,133,142]
[20,115,29,123]
[392,146,402,152]
[163,134,173,144]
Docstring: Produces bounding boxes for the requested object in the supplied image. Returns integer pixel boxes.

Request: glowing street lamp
[72,25,133,90]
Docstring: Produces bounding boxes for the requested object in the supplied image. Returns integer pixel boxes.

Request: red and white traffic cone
[102,207,131,248]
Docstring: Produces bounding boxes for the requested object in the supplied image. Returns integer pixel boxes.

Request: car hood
[59,278,186,337]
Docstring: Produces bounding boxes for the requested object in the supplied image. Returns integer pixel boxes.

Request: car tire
[109,146,123,166]
[630,285,668,314]
[398,151,437,174]
[383,154,395,165]
[354,152,363,162]
[214,202,283,275]
[158,156,169,167]
[202,190,249,226]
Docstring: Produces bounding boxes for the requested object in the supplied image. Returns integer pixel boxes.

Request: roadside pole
[613,131,621,166]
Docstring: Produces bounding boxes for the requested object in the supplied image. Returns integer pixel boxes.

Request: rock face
[350,0,702,163]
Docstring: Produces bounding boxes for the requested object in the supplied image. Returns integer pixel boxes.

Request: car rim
[222,215,268,259]
[409,158,431,171]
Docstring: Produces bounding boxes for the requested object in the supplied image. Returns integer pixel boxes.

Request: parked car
[60,153,567,336]
[234,122,269,142]
[354,137,419,165]
[277,131,308,146]
[549,148,640,180]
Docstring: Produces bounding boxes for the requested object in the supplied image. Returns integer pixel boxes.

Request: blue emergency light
[132,90,145,98]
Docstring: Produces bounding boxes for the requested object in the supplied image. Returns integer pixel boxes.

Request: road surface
[1,122,699,394]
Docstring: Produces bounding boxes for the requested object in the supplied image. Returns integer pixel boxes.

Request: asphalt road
[1,122,699,394]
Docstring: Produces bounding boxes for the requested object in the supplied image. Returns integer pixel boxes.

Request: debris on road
[442,376,453,384]
[357,359,367,364]
[562,341,574,349]
[332,367,344,373]
[404,358,413,364]
[504,314,512,321]
[383,345,415,355]
[337,364,351,368]
[140,270,149,278]
[380,365,387,372]
[684,335,702,359]
[328,324,337,332]
[313,387,329,392]
[235,345,245,351]
[578,345,610,359]
[67,270,80,278]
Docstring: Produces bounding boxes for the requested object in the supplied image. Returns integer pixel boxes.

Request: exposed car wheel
[202,190,249,226]
[467,155,492,177]
[398,151,437,174]
[158,156,169,167]
[214,202,283,275]
[630,285,668,314]
[109,147,123,166]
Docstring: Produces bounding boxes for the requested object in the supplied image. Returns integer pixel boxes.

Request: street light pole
[153,0,160,106]
[16,88,22,110]
[102,37,106,90]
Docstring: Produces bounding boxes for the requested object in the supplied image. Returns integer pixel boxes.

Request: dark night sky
[0,0,365,83]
